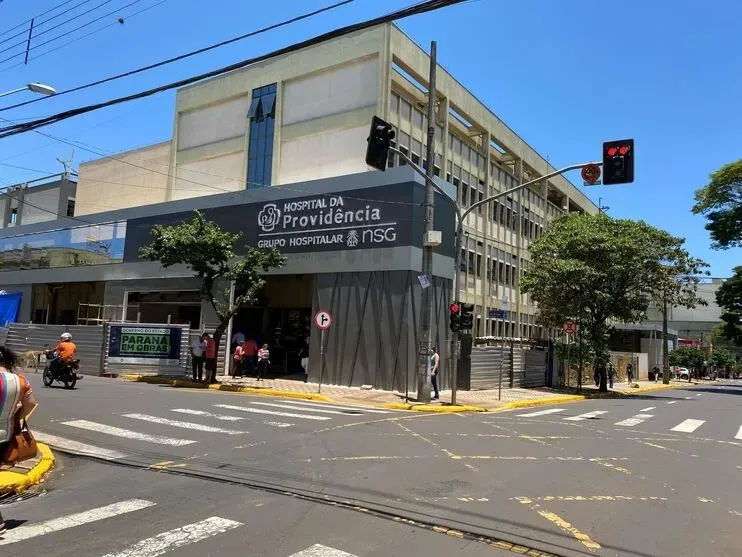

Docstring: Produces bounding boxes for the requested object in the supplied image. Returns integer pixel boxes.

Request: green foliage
[668,346,705,372]
[709,347,734,370]
[715,266,742,346]
[554,337,594,364]
[522,213,707,390]
[692,159,742,249]
[139,210,285,343]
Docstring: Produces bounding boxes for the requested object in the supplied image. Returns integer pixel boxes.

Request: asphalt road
[2,375,741,557]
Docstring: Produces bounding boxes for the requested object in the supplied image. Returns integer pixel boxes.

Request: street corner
[492,394,586,413]
[383,402,487,413]
[119,374,208,389]
[0,443,55,496]
[206,383,334,402]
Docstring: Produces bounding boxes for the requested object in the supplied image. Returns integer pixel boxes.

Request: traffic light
[365,116,395,172]
[460,303,474,330]
[449,302,460,332]
[602,139,634,185]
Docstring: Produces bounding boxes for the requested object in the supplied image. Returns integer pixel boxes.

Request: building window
[9,208,18,225]
[66,198,76,217]
[247,83,277,189]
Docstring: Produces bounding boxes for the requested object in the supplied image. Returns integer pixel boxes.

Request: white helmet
[60,332,72,341]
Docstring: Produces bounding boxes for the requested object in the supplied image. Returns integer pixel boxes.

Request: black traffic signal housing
[602,139,634,185]
[460,303,475,330]
[449,302,461,332]
[365,116,395,172]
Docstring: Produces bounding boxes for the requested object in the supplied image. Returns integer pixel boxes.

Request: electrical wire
[0,0,168,75]
[0,0,138,65]
[0,0,81,38]
[0,0,467,138]
[0,0,103,49]
[0,0,353,111]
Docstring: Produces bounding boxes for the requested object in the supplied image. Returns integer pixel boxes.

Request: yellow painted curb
[494,395,586,412]
[383,403,487,413]
[628,384,683,395]
[206,384,333,402]
[0,443,55,494]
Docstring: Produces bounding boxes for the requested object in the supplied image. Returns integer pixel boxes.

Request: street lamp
[0,82,56,99]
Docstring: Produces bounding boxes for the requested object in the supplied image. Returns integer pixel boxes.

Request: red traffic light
[449,303,460,314]
[607,147,617,157]
[618,145,629,155]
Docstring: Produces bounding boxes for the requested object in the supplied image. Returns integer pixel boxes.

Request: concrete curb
[0,443,55,495]
[384,403,487,413]
[120,374,333,402]
[493,395,586,411]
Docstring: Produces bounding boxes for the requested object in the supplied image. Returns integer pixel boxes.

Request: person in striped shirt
[0,345,39,536]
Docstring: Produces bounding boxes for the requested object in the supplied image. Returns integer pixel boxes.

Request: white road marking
[735,426,742,440]
[214,404,331,421]
[696,394,702,397]
[170,408,244,421]
[123,413,247,435]
[0,499,155,546]
[280,400,391,414]
[33,431,129,461]
[564,411,608,422]
[289,544,359,557]
[263,421,294,428]
[615,414,654,427]
[671,419,705,433]
[250,401,361,416]
[100,516,242,557]
[685,396,693,400]
[517,408,566,417]
[63,420,196,446]
[640,407,656,412]
[667,401,678,404]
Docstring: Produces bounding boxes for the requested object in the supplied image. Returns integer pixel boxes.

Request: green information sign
[120,332,170,355]
[108,325,182,364]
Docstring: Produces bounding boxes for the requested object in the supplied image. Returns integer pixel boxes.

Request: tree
[140,211,285,382]
[709,347,734,375]
[522,213,707,392]
[669,346,705,375]
[692,159,742,249]
[715,266,742,346]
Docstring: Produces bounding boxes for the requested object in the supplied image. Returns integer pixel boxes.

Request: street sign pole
[319,328,326,394]
[313,310,333,394]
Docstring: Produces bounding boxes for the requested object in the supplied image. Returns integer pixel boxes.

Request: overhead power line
[0,0,467,139]
[0,0,139,65]
[0,0,167,74]
[0,0,102,49]
[0,0,353,110]
[0,0,91,40]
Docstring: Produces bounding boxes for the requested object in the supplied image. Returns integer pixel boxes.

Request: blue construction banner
[0,291,21,326]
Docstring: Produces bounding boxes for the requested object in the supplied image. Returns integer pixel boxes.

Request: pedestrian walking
[243,337,258,377]
[608,364,616,389]
[232,340,246,377]
[299,335,310,383]
[190,335,206,382]
[256,343,270,381]
[653,365,660,383]
[203,333,217,383]
[594,368,600,387]
[627,363,634,384]
[430,346,440,400]
[0,346,39,536]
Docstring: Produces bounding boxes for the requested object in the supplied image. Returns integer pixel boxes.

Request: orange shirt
[55,341,77,362]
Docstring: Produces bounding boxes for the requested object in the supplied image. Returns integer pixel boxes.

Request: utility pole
[417,40,437,403]
[662,295,669,384]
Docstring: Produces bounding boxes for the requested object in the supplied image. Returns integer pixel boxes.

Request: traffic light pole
[388,151,601,405]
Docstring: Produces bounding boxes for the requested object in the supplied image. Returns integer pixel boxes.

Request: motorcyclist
[51,332,77,377]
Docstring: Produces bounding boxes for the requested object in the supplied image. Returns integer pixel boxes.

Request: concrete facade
[70,22,598,341]
[0,174,76,228]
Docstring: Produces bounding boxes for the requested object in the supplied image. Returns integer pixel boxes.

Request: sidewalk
[0,443,54,496]
[121,373,695,413]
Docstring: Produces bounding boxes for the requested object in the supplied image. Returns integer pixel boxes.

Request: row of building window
[247,83,278,190]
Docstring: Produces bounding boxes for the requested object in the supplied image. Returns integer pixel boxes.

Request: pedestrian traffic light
[365,115,395,172]
[602,139,634,185]
[449,302,460,332]
[460,303,474,330]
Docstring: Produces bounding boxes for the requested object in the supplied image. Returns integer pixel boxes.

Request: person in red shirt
[232,340,245,377]
[202,333,217,383]
[242,338,258,377]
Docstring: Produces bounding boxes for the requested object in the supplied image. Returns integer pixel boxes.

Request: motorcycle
[42,347,82,389]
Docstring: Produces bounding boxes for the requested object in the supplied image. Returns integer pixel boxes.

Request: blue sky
[0,0,739,276]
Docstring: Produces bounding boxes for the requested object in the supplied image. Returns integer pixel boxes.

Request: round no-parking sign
[314,310,333,330]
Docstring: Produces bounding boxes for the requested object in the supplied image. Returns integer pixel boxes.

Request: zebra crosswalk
[35,399,396,462]
[512,406,742,441]
[0,497,360,557]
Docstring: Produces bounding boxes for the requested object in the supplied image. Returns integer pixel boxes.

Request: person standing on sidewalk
[256,343,270,381]
[627,363,634,384]
[608,364,616,389]
[0,346,39,536]
[430,346,440,401]
[190,335,206,382]
[232,340,246,378]
[203,333,217,383]
[299,335,310,383]
[242,337,258,378]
